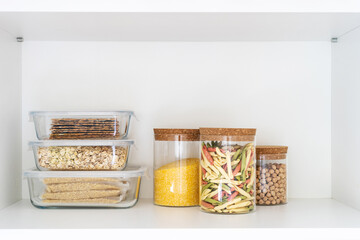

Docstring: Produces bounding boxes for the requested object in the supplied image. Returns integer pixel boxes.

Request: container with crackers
[24,167,145,208]
[30,111,133,140]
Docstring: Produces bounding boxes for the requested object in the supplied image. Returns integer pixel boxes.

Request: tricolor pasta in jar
[199,128,256,214]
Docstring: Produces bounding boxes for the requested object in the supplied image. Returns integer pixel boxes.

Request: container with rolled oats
[256,146,288,205]
[29,140,133,171]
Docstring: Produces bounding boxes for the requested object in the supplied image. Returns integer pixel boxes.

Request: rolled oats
[38,146,128,170]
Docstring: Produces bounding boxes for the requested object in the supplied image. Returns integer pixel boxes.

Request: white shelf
[0,198,359,228]
[1,0,360,13]
[0,12,360,41]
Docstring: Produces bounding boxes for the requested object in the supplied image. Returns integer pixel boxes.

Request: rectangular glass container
[29,111,133,140]
[24,167,145,208]
[29,140,134,171]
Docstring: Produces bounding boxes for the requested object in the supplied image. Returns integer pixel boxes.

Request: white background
[332,26,360,210]
[22,41,331,199]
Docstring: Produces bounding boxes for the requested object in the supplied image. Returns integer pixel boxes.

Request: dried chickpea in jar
[256,146,288,205]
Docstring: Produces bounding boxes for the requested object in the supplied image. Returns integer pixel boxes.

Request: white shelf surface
[1,0,360,13]
[0,12,360,41]
[0,198,360,229]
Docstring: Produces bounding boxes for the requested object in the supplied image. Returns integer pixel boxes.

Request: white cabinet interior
[0,9,359,229]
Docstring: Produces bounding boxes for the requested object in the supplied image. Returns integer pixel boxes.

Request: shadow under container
[256,146,288,205]
[153,129,200,207]
[24,166,146,209]
[199,128,256,214]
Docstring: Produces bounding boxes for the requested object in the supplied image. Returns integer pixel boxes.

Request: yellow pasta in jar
[154,158,199,206]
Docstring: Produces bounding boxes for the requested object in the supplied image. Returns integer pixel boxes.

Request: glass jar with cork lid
[256,146,288,205]
[153,129,200,207]
[199,128,256,214]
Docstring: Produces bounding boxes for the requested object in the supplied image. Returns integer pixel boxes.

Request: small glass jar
[256,146,288,205]
[153,129,200,207]
[199,128,256,214]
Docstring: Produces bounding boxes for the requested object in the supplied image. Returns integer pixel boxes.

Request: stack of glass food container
[24,111,145,209]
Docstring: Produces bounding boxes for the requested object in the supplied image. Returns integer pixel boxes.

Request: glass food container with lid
[153,129,200,207]
[199,128,256,214]
[29,140,134,171]
[24,166,146,209]
[256,145,288,205]
[29,111,133,140]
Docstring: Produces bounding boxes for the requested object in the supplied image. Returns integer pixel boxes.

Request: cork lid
[200,128,256,136]
[199,128,256,141]
[153,129,200,141]
[256,145,288,160]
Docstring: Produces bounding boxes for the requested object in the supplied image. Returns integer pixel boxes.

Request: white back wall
[0,29,22,209]
[332,28,360,210]
[22,41,331,199]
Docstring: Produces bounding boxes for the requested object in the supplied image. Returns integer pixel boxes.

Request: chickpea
[259,200,264,205]
[276,199,281,204]
[266,177,271,182]
[256,195,260,200]
[269,169,275,174]
[279,168,284,173]
[275,169,280,174]
[265,168,269,173]
[266,193,271,197]
[272,173,277,178]
[270,186,275,190]
[271,191,276,196]
[262,189,268,193]
[261,169,266,174]
[268,182,274,186]
[260,179,266,184]
[265,173,270,177]
[264,197,268,201]
[272,200,276,205]
[266,201,270,205]
[272,165,276,170]
[274,183,279,187]
[260,193,265,198]
[261,174,266,179]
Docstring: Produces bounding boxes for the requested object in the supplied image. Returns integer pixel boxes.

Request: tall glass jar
[153,129,200,207]
[256,146,288,205]
[199,128,256,214]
